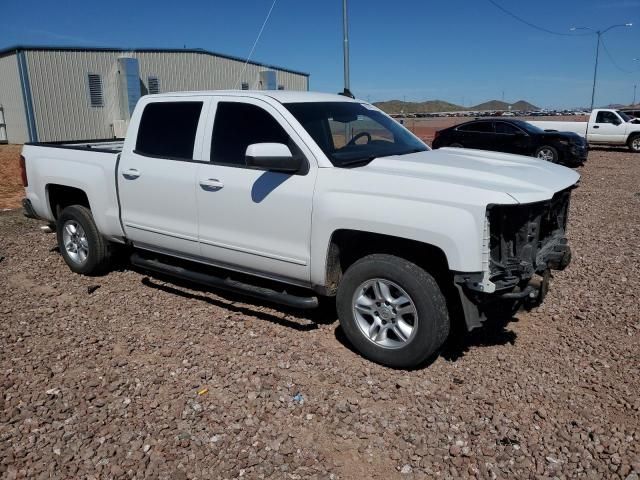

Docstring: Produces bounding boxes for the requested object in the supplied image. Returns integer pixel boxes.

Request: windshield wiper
[337,156,378,167]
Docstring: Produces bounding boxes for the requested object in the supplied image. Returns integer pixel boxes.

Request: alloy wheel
[351,278,418,349]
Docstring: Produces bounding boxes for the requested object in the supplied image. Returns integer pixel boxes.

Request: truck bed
[528,121,588,136]
[22,140,125,240]
[25,138,124,153]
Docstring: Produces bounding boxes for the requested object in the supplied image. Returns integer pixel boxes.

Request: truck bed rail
[25,138,124,153]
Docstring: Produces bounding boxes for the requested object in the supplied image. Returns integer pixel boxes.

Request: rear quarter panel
[23,144,124,240]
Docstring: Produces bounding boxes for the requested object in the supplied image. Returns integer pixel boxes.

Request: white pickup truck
[21,91,580,368]
[529,108,640,152]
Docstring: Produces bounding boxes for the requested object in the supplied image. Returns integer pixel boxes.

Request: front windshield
[517,120,545,134]
[284,102,428,167]
[617,111,632,122]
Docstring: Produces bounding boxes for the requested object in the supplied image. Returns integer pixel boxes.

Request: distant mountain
[511,100,539,111]
[374,98,539,114]
[374,100,463,114]
[471,100,539,111]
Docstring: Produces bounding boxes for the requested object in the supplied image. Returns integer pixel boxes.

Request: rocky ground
[1,149,639,479]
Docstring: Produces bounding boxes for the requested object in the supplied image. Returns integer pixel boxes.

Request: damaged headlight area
[455,187,574,329]
[487,187,572,288]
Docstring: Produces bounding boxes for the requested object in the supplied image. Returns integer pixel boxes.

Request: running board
[130,252,319,309]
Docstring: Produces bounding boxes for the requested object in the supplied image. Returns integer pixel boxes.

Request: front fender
[310,191,487,287]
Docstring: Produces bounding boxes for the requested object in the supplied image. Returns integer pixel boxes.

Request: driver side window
[211,102,290,166]
[596,111,619,125]
[328,115,394,149]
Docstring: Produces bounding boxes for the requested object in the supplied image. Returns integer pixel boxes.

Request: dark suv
[432,119,587,167]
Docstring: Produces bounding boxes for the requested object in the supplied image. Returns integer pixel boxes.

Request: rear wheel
[336,254,450,368]
[535,145,559,163]
[628,134,640,153]
[57,205,111,275]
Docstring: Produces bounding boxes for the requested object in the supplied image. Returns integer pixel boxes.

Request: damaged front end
[455,187,574,330]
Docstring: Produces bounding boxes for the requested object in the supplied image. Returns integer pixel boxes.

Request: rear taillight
[19,155,28,187]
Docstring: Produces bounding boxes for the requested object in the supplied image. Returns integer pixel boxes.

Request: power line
[600,37,640,74]
[235,0,278,88]
[486,0,590,37]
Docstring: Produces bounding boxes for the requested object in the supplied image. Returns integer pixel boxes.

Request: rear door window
[457,122,493,133]
[135,102,203,159]
[495,122,521,134]
[211,102,289,166]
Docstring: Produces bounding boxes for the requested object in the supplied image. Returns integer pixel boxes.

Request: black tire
[535,145,559,163]
[628,134,640,153]
[449,143,464,148]
[56,205,111,275]
[336,254,450,368]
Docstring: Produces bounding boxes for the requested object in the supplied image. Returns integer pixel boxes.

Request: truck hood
[359,147,580,204]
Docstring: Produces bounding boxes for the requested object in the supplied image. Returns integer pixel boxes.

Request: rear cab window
[135,101,203,159]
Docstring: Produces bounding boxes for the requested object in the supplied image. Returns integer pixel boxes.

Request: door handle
[199,178,224,191]
[592,125,599,129]
[122,168,141,179]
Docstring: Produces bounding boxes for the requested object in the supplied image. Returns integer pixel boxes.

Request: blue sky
[3,0,639,108]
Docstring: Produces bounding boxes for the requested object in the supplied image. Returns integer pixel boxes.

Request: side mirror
[613,119,622,126]
[514,130,527,137]
[245,143,302,173]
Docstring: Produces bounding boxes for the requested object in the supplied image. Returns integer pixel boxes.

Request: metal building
[0,46,310,144]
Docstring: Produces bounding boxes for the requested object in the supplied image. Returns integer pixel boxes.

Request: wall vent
[148,76,160,94]
[87,74,104,107]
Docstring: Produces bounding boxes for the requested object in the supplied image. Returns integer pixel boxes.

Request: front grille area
[487,188,572,290]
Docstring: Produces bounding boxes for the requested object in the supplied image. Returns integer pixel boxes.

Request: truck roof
[144,90,361,104]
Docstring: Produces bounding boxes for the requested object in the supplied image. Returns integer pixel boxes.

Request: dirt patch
[0,144,23,210]
[1,151,639,479]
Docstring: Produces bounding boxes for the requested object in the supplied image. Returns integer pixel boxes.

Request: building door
[0,107,7,143]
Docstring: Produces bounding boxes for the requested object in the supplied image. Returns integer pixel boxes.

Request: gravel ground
[0,145,23,210]
[1,149,639,479]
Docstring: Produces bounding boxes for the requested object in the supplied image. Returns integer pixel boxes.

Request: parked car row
[390,109,590,119]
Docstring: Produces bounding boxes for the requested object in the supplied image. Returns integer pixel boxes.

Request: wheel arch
[46,184,91,219]
[318,229,452,296]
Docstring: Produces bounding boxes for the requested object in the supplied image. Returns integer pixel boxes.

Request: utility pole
[634,84,637,106]
[571,23,632,111]
[341,0,353,98]
[590,32,601,111]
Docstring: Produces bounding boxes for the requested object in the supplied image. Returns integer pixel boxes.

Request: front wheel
[336,254,450,368]
[535,145,559,163]
[628,134,640,153]
[56,205,111,275]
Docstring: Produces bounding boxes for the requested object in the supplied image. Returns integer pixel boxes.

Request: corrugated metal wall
[26,50,115,141]
[0,54,28,144]
[24,49,309,142]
